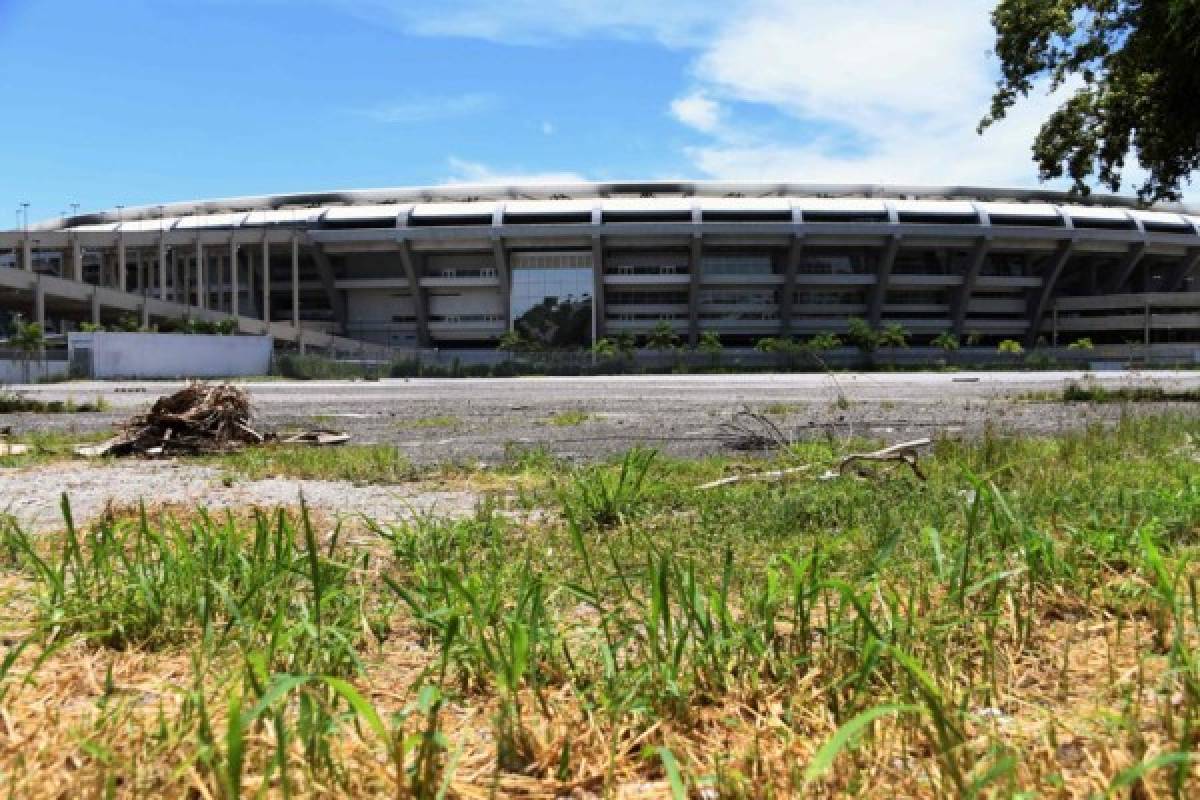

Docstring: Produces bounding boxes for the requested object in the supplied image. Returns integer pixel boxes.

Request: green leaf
[802,704,919,788]
[657,746,687,800]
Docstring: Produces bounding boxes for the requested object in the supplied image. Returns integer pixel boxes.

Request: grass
[760,402,801,416]
[1,414,1200,796]
[0,428,113,467]
[210,443,418,484]
[545,409,593,427]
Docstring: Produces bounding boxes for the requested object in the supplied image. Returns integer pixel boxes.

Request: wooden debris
[697,465,812,489]
[73,382,350,458]
[831,437,932,480]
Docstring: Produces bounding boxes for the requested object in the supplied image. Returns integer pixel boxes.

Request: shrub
[997,339,1025,355]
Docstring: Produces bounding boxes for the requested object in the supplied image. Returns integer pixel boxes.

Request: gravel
[0,461,478,533]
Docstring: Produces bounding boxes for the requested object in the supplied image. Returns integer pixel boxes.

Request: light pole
[20,202,29,232]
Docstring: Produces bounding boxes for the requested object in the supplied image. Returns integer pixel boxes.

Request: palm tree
[646,321,680,353]
[591,337,617,358]
[932,331,959,352]
[11,317,45,383]
[697,330,723,368]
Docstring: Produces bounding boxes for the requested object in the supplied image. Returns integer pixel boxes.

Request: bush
[997,339,1025,355]
[277,354,380,380]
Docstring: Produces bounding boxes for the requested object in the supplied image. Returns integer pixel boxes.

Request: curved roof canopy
[24,181,1200,233]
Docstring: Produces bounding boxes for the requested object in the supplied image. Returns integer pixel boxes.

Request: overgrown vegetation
[1061,381,1200,404]
[0,392,109,413]
[2,415,1200,796]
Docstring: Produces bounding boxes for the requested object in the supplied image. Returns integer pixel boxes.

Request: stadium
[2,181,1199,353]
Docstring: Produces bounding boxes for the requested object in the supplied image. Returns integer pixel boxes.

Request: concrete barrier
[68,333,273,379]
[0,359,69,383]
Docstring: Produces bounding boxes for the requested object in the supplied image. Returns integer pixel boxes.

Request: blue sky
[0,0,1193,224]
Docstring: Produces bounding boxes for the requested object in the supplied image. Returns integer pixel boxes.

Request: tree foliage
[980,0,1200,201]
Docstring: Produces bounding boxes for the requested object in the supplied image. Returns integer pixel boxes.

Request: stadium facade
[2,182,1199,352]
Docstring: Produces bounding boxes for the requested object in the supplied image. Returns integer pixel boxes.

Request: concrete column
[21,237,32,272]
[590,235,606,341]
[33,278,45,328]
[951,237,991,337]
[868,235,902,326]
[195,239,206,309]
[397,238,430,346]
[158,238,168,301]
[90,289,101,326]
[116,237,127,292]
[687,235,702,346]
[781,236,803,336]
[140,300,149,330]
[174,251,184,305]
[1026,239,1076,346]
[230,240,239,318]
[71,239,83,282]
[261,238,271,322]
[291,235,300,329]
[491,237,511,329]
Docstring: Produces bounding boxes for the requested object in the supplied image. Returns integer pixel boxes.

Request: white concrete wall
[68,332,273,379]
[0,359,69,384]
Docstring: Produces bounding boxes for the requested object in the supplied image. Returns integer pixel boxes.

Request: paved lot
[7,371,1200,464]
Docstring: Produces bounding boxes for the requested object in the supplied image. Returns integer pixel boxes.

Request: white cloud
[443,156,586,185]
[325,0,734,47]
[356,92,496,124]
[670,91,722,134]
[322,0,1198,199]
[541,121,556,136]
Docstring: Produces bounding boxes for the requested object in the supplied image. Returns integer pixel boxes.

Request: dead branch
[697,465,812,489]
[833,437,932,481]
[718,408,794,451]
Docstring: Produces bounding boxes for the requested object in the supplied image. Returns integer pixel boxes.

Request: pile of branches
[78,382,348,458]
[88,383,264,457]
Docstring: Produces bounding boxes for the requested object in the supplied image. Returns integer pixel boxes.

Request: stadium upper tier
[2,182,1199,352]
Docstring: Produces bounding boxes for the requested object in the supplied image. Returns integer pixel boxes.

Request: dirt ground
[5,371,1200,466]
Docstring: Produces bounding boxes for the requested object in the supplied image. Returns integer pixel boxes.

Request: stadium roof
[23,181,1200,233]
